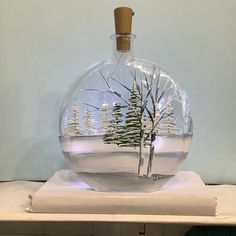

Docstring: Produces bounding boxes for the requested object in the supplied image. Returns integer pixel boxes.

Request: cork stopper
[114,7,134,51]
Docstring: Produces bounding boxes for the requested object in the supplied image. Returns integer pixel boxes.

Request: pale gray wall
[0,0,235,183]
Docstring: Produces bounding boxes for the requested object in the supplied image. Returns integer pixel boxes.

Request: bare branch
[155,68,161,102]
[129,66,138,84]
[157,90,165,103]
[145,106,154,124]
[143,111,174,142]
[84,88,121,96]
[108,53,122,77]
[100,71,112,90]
[143,73,156,118]
[84,103,100,110]
[110,75,132,93]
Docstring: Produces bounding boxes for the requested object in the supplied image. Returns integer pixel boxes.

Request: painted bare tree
[85,67,178,177]
[129,67,176,176]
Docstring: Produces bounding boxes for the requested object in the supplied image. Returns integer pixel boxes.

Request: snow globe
[59,7,193,192]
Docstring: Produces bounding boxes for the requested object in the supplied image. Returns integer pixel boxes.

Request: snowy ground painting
[60,134,191,191]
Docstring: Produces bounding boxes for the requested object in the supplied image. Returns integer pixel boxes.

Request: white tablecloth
[28,170,217,216]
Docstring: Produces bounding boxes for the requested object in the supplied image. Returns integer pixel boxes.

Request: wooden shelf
[0,181,235,225]
[1,213,236,225]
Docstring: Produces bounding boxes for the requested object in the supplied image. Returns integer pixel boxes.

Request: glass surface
[59,34,193,192]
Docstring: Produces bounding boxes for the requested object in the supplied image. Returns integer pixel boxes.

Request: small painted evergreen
[83,107,93,135]
[100,101,110,131]
[159,103,179,135]
[64,101,82,136]
[68,102,79,130]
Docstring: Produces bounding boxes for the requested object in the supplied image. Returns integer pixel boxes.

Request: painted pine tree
[68,102,79,130]
[100,101,110,132]
[119,84,141,147]
[103,103,123,144]
[65,101,81,136]
[83,107,93,135]
[159,103,179,135]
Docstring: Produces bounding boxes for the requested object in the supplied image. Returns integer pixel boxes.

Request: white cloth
[28,170,217,216]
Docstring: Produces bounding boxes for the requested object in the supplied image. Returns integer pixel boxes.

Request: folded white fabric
[28,170,217,216]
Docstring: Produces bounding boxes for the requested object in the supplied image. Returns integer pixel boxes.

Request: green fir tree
[103,103,123,144]
[119,84,141,147]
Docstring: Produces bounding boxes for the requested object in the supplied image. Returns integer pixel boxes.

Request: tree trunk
[137,129,144,175]
[146,133,155,177]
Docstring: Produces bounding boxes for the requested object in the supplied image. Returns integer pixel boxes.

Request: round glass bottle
[59,7,192,192]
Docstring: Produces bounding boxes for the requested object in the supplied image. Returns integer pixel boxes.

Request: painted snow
[60,135,191,176]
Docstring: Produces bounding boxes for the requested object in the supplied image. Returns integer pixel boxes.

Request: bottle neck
[111,34,135,62]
